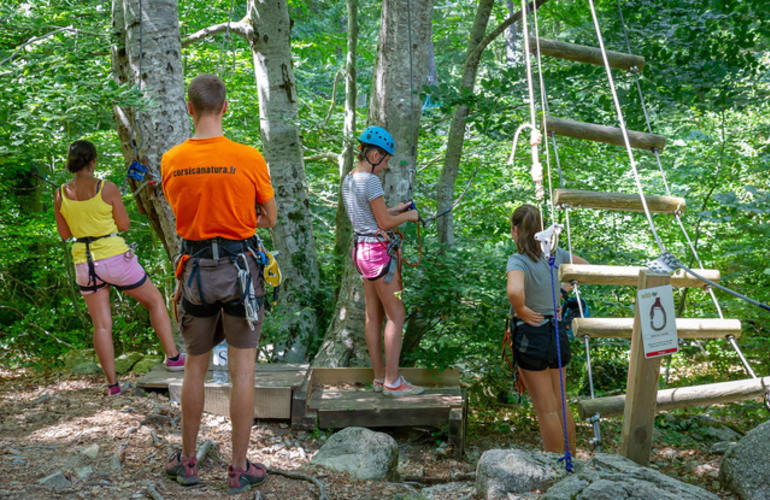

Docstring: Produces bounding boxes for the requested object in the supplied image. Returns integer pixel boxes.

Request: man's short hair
[188,74,226,115]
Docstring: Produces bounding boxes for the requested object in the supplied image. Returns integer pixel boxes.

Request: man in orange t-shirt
[161,73,277,494]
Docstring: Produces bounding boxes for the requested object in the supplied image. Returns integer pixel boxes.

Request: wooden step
[559,264,720,288]
[546,117,666,151]
[554,189,685,214]
[529,37,645,71]
[572,317,741,339]
[576,376,770,419]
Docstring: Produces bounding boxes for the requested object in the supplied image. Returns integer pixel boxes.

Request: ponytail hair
[66,140,97,173]
[511,204,542,262]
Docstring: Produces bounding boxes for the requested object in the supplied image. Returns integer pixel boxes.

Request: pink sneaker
[382,376,424,397]
[373,378,384,393]
[165,452,199,485]
[105,381,130,396]
[165,353,186,372]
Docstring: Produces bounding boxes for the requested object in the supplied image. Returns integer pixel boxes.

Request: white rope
[531,1,556,226]
[586,0,665,253]
[518,0,544,204]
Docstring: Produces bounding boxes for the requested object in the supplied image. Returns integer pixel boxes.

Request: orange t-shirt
[161,136,274,241]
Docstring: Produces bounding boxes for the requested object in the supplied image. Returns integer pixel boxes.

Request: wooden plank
[546,116,666,151]
[529,37,645,71]
[310,367,460,387]
[578,376,770,419]
[168,380,291,419]
[559,264,719,288]
[316,388,463,429]
[573,317,741,340]
[620,270,671,466]
[137,362,309,390]
[554,189,685,214]
[291,372,311,429]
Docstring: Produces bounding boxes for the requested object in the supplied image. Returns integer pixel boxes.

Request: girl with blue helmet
[341,126,423,396]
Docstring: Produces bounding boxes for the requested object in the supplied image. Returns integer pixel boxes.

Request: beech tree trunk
[247,0,321,362]
[111,0,188,258]
[313,0,433,367]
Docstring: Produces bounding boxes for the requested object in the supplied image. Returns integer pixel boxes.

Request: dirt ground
[0,368,740,499]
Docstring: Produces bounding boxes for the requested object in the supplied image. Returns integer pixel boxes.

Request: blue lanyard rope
[548,254,574,473]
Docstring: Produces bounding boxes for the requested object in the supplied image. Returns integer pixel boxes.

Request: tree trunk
[435,0,494,246]
[247,0,321,362]
[332,0,359,277]
[313,0,433,367]
[111,0,188,258]
[505,0,519,64]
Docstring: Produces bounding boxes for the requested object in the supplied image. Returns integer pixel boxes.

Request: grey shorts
[177,254,265,355]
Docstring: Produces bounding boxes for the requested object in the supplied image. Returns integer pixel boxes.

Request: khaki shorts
[177,254,265,355]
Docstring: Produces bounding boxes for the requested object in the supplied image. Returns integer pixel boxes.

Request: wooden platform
[295,367,467,458]
[137,363,309,419]
[138,364,467,456]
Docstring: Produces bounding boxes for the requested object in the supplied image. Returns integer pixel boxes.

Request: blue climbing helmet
[358,126,395,156]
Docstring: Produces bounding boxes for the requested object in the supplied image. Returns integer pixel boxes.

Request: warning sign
[637,284,678,359]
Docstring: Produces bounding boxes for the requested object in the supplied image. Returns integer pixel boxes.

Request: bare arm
[370,196,418,230]
[53,189,73,240]
[506,269,544,326]
[257,197,277,228]
[101,181,130,232]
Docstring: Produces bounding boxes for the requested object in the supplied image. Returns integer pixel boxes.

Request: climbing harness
[177,236,271,330]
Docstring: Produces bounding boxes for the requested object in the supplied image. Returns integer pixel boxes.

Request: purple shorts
[75,251,147,295]
[353,241,391,280]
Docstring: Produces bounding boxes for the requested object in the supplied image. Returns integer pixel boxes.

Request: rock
[79,444,100,460]
[11,458,25,466]
[542,453,718,500]
[720,419,770,500]
[310,427,398,480]
[422,481,476,500]
[132,356,162,374]
[71,361,102,375]
[709,441,736,455]
[476,449,570,498]
[62,349,95,370]
[114,352,143,375]
[38,471,71,491]
[75,465,93,481]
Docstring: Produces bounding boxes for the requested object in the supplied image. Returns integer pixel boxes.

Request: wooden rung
[577,376,770,419]
[573,317,741,339]
[529,37,645,71]
[559,264,720,288]
[554,189,685,215]
[546,117,666,151]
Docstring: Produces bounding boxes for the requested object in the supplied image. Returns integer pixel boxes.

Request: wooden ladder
[532,34,756,467]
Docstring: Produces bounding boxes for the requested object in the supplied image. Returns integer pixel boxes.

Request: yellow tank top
[59,180,129,264]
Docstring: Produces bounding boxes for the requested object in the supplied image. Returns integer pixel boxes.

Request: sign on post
[637,284,678,358]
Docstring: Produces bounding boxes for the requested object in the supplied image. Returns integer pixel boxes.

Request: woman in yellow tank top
[54,140,186,395]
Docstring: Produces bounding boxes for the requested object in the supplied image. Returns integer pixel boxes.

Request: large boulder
[114,352,143,374]
[475,449,570,499]
[310,427,398,480]
[62,349,95,370]
[720,419,770,500]
[132,356,162,374]
[70,361,101,375]
[421,482,476,500]
[542,453,718,500]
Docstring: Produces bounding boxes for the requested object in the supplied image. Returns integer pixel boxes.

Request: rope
[218,0,236,78]
[406,0,416,161]
[548,255,574,472]
[128,0,144,160]
[586,0,665,253]
[614,0,765,383]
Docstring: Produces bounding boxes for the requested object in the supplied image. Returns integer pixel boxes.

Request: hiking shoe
[165,353,186,372]
[105,381,131,396]
[227,460,267,494]
[383,376,424,397]
[373,378,384,393]
[165,452,200,486]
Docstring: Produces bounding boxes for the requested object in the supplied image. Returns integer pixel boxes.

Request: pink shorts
[353,241,392,280]
[75,251,147,295]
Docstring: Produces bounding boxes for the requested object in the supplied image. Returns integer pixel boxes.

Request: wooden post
[620,269,671,465]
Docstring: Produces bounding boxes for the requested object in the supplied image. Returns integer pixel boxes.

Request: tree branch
[323,69,344,127]
[467,0,551,66]
[0,25,73,66]
[304,153,339,163]
[181,16,251,47]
